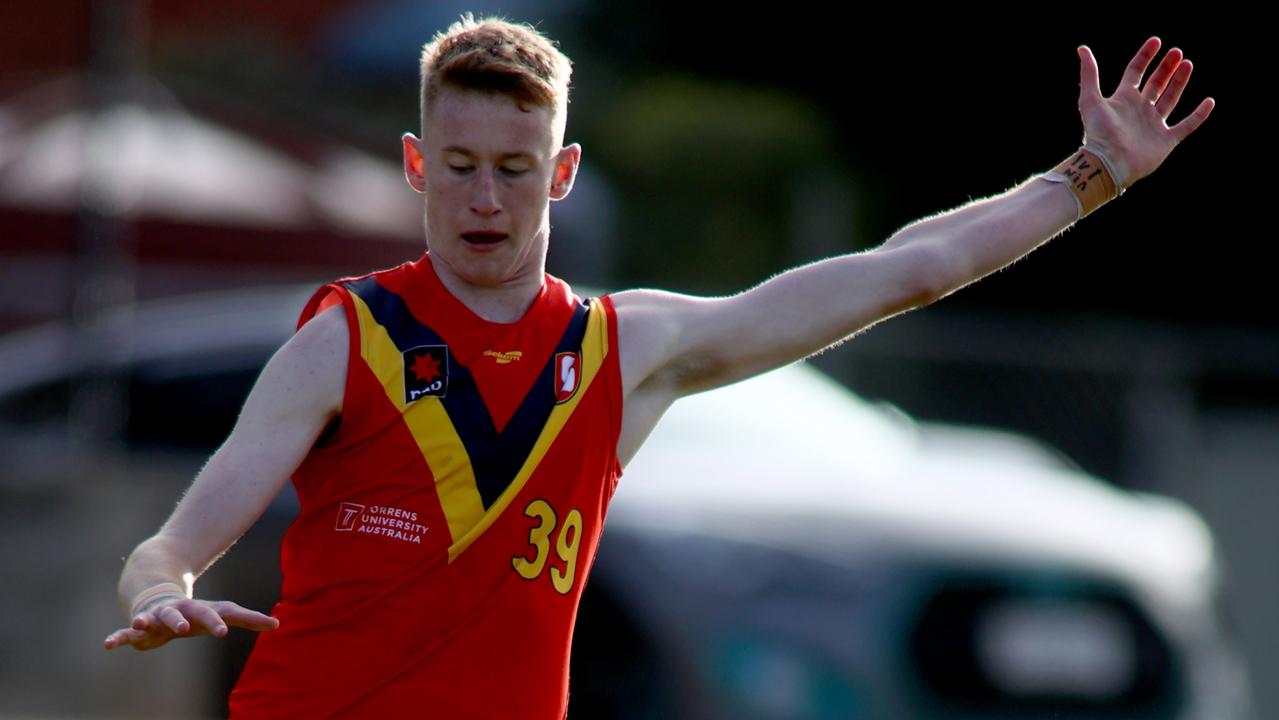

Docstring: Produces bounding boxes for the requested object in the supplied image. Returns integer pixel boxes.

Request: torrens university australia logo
[404,345,449,402]
[335,501,428,545]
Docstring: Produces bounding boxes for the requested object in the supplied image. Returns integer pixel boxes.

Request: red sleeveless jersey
[229,254,623,718]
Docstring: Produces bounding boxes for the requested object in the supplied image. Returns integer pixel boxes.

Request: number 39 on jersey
[512,499,583,594]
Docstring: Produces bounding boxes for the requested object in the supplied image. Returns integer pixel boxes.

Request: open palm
[1078,37,1214,188]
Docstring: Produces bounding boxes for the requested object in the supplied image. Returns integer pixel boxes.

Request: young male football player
[106,16,1213,718]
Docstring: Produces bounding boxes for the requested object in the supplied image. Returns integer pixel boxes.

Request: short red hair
[419,15,572,139]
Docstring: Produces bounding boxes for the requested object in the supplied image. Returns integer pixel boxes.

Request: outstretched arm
[104,305,347,650]
[613,38,1213,459]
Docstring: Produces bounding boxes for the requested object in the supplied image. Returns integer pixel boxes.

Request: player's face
[404,88,579,290]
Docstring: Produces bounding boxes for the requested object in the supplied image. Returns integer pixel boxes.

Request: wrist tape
[1042,146,1124,221]
[130,582,187,616]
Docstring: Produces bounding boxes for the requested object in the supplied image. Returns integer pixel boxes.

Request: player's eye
[499,166,529,177]
[448,165,474,174]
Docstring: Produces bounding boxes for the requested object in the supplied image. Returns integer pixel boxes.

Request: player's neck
[427,254,544,324]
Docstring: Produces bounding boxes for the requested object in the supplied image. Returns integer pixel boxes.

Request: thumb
[1078,45,1102,107]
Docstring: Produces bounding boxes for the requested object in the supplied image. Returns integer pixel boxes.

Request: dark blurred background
[0,1,1270,718]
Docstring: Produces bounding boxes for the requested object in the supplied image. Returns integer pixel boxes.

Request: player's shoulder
[605,289,705,392]
[284,304,349,372]
[607,288,705,336]
[298,256,425,327]
[265,302,348,412]
[321,259,417,301]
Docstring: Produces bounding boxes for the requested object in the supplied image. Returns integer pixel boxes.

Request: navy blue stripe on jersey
[343,276,591,509]
[480,301,589,506]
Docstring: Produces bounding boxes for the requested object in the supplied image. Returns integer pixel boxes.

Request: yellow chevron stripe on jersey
[349,291,486,545]
[447,298,611,562]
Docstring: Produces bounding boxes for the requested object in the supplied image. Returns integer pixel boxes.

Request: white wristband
[130,582,187,616]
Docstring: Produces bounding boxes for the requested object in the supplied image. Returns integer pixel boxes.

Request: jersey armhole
[600,294,624,497]
[298,283,360,447]
[314,290,342,315]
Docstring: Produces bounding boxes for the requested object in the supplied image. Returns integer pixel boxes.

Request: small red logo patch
[554,352,581,404]
[410,352,441,383]
[403,345,449,402]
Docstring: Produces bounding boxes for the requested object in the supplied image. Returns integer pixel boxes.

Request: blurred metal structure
[66,0,150,452]
[0,73,425,339]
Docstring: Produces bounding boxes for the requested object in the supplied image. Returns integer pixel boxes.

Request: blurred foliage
[592,76,841,293]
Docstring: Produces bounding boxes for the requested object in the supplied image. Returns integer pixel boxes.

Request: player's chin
[437,240,537,287]
[451,257,516,288]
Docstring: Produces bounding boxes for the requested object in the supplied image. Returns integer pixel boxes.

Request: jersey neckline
[408,252,568,332]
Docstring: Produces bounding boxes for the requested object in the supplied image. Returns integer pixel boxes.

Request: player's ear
[549,143,581,201]
[402,133,426,194]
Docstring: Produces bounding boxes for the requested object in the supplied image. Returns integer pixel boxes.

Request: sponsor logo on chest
[483,349,523,364]
[335,501,428,545]
[403,345,449,402]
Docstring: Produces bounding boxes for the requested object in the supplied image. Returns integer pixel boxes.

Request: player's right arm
[104,303,348,651]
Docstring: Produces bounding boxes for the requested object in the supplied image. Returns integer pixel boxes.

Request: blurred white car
[579,363,1250,719]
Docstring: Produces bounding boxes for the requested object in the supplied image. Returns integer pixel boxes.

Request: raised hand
[104,595,279,651]
[1077,37,1214,188]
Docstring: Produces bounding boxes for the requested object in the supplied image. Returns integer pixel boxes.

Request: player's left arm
[614,38,1212,444]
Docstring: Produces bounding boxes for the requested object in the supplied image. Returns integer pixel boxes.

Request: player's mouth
[461,231,508,247]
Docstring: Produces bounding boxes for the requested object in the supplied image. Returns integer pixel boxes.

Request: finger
[1120,37,1161,92]
[1155,59,1193,119]
[1078,46,1102,107]
[105,627,154,650]
[157,605,191,635]
[1141,47,1183,103]
[131,611,156,631]
[104,627,140,649]
[1170,96,1215,142]
[216,601,281,632]
[183,602,230,638]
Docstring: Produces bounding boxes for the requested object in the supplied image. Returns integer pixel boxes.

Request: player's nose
[469,170,501,216]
